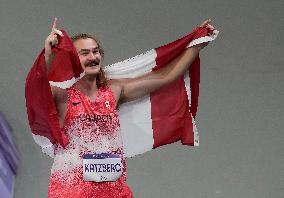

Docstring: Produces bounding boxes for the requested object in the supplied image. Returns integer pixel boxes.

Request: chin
[84,66,101,75]
[85,72,99,76]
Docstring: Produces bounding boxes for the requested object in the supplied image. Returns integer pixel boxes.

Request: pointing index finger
[52,17,58,30]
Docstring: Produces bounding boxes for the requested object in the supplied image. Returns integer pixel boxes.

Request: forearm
[119,46,201,103]
[122,47,199,83]
[119,18,215,102]
[44,52,55,74]
[162,46,200,83]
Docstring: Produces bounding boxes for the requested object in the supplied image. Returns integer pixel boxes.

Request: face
[73,38,102,76]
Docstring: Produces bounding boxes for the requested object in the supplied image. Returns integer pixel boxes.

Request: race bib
[83,153,123,182]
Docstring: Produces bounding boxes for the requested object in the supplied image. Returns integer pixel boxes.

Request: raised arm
[43,18,68,119]
[44,17,64,72]
[111,19,215,104]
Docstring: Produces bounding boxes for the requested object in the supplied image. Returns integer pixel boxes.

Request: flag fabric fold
[25,27,219,158]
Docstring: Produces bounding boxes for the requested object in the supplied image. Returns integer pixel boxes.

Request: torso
[54,84,123,156]
[48,84,130,196]
[52,81,121,129]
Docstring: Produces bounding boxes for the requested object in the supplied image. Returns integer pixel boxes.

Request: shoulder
[107,80,122,91]
[106,80,123,104]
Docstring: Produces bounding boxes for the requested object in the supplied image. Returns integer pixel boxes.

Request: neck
[76,74,98,96]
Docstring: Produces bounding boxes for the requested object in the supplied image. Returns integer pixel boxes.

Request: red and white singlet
[48,85,133,198]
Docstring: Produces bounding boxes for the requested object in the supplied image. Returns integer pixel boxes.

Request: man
[45,18,214,127]
[42,18,215,197]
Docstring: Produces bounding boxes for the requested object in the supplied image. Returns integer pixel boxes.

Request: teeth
[89,63,98,67]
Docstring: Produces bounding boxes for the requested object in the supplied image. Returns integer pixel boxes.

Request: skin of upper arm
[50,86,68,118]
[51,86,67,103]
[109,70,166,104]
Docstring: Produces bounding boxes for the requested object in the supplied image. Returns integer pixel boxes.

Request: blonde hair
[71,33,107,88]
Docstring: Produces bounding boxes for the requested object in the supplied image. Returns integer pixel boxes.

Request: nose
[87,52,96,61]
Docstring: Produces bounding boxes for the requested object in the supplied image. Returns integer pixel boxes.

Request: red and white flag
[25,27,219,158]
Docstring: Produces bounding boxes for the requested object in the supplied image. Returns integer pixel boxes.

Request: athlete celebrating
[41,18,215,198]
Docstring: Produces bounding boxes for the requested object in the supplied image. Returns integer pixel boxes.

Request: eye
[81,52,88,56]
[93,49,99,54]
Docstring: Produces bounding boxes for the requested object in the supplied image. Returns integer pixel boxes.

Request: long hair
[71,33,107,88]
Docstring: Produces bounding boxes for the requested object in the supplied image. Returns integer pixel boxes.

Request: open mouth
[87,61,100,68]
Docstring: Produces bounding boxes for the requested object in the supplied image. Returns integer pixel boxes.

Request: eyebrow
[78,47,99,53]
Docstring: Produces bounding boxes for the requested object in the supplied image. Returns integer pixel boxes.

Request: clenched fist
[193,19,215,51]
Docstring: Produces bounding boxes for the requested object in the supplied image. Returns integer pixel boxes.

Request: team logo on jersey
[105,100,110,108]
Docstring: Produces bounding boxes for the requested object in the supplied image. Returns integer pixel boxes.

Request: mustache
[86,60,100,67]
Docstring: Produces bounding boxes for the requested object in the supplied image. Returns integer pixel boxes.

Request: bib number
[83,153,123,182]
